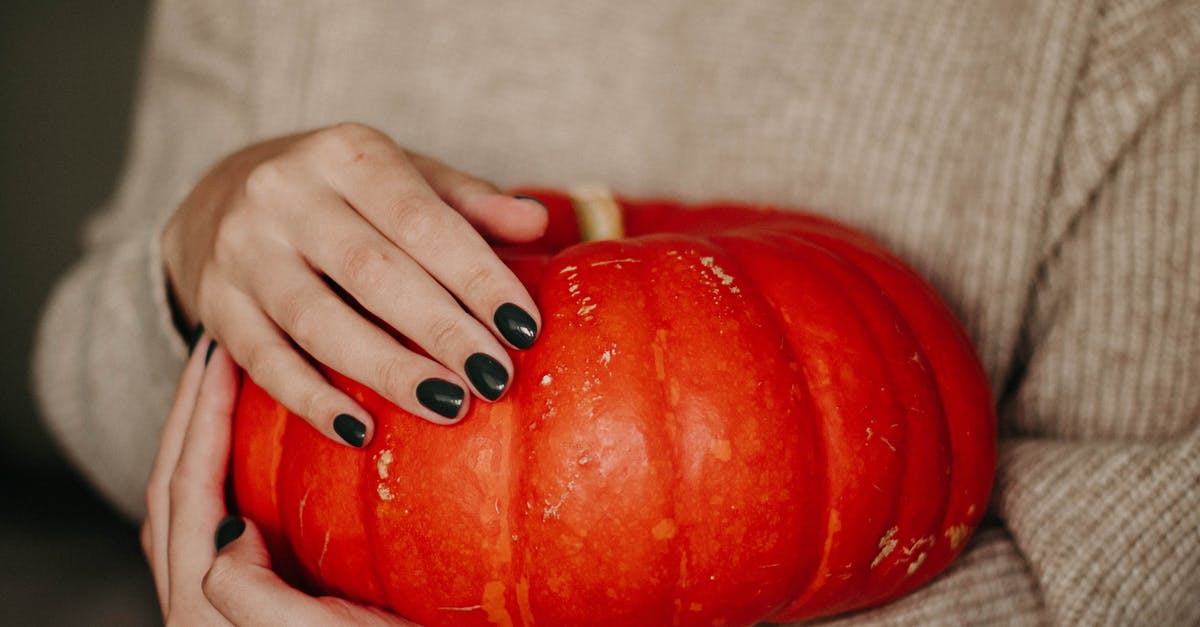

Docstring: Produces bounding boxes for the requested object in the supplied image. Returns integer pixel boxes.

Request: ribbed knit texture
[33,1,1199,624]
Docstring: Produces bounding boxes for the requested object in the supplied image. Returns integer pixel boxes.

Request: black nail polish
[187,323,205,355]
[494,303,538,349]
[513,194,547,210]
[204,340,217,365]
[214,516,245,551]
[416,378,465,419]
[464,353,508,401]
[333,413,366,448]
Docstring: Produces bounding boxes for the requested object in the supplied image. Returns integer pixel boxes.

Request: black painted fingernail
[204,340,217,365]
[333,413,366,447]
[465,353,508,401]
[214,516,245,551]
[187,323,205,355]
[416,378,465,419]
[494,303,538,349]
[513,194,547,210]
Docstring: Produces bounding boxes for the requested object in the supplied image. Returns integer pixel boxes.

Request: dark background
[1,0,160,623]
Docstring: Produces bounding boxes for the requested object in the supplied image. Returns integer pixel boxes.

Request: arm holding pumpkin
[809,28,1200,627]
[33,0,546,520]
[159,123,548,446]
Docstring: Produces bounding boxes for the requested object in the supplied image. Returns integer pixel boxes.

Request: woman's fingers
[408,151,549,243]
[207,284,378,448]
[167,123,547,453]
[317,125,543,354]
[205,517,413,626]
[165,344,239,624]
[252,249,471,422]
[144,331,213,617]
[282,194,514,403]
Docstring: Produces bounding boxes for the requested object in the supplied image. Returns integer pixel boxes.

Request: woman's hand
[142,336,418,625]
[162,123,547,447]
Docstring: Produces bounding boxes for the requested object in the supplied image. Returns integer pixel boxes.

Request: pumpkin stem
[569,184,626,242]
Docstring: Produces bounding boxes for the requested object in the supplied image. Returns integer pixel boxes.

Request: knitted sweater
[33,1,1200,624]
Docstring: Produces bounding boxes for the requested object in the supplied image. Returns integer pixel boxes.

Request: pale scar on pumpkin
[944,524,970,550]
[376,449,393,480]
[900,536,936,577]
[906,552,929,576]
[298,487,312,535]
[317,531,331,577]
[589,258,640,268]
[871,526,899,569]
[699,256,741,294]
[542,479,577,521]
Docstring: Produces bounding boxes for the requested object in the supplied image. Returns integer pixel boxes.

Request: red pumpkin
[232,188,995,626]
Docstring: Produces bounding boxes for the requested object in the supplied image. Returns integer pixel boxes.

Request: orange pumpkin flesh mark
[230,188,996,626]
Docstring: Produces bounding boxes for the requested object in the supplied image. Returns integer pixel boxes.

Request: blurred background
[1,0,160,623]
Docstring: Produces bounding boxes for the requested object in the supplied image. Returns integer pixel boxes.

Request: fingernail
[416,378,465,419]
[214,516,245,551]
[513,194,547,210]
[464,353,508,401]
[204,340,217,365]
[187,323,205,355]
[333,413,367,448]
[494,303,538,349]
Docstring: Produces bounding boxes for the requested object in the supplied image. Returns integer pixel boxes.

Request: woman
[35,1,1200,624]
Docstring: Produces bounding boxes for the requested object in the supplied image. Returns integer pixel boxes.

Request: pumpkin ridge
[506,353,532,626]
[701,232,824,619]
[793,231,995,601]
[717,230,909,619]
[768,230,954,613]
[653,232,822,624]
[708,233,839,620]
[638,236,687,625]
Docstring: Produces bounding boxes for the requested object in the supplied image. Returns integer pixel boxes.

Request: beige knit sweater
[34,1,1199,624]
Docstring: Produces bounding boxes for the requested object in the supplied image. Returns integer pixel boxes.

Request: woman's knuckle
[243,159,289,200]
[340,243,388,290]
[210,221,247,270]
[318,122,381,158]
[202,554,239,598]
[374,356,412,396]
[302,388,342,426]
[243,343,281,388]
[459,262,496,302]
[426,315,464,356]
[391,201,430,241]
[280,297,323,347]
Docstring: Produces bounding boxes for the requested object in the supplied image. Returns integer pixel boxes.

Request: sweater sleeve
[808,4,1200,625]
[32,0,253,520]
